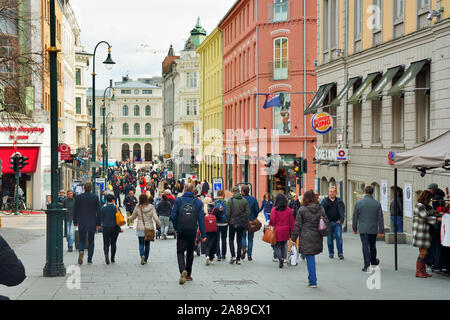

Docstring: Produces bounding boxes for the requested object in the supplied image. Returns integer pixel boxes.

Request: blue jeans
[66,221,75,248]
[138,237,150,261]
[305,255,317,285]
[390,216,403,233]
[242,230,255,258]
[274,241,287,261]
[327,222,343,257]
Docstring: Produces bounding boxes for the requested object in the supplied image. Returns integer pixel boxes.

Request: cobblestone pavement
[1,211,450,300]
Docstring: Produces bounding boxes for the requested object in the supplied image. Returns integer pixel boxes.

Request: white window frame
[273,37,288,80]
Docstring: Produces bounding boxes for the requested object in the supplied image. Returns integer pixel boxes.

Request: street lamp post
[102,81,114,180]
[43,0,65,277]
[91,41,115,195]
[103,111,114,180]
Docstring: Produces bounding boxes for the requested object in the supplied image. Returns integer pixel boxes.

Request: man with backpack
[226,186,250,265]
[241,185,259,261]
[214,190,228,261]
[170,183,206,285]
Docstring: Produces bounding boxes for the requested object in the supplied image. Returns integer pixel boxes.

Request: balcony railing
[269,60,291,81]
[268,2,290,23]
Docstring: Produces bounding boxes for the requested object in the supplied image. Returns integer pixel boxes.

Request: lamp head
[103,47,115,71]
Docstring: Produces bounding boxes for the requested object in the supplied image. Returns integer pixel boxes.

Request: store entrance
[0,173,30,208]
[269,168,296,198]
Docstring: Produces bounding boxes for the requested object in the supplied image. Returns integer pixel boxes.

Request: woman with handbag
[269,194,295,268]
[100,194,121,264]
[129,194,162,265]
[290,190,329,288]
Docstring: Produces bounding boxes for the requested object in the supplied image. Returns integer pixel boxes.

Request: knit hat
[428,183,438,191]
[232,186,240,193]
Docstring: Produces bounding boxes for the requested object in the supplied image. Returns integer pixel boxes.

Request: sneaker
[217,257,221,262]
[307,283,317,288]
[206,257,210,266]
[229,257,236,264]
[141,256,145,265]
[248,257,253,261]
[241,247,247,260]
[362,266,370,272]
[87,260,92,265]
[111,259,115,264]
[68,246,73,252]
[329,255,334,259]
[372,259,380,266]
[78,252,84,265]
[105,254,110,265]
[179,270,187,285]
[272,258,278,262]
[236,260,241,265]
[339,256,344,260]
[279,260,283,268]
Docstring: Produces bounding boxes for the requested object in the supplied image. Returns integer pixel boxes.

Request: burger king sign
[311,112,333,134]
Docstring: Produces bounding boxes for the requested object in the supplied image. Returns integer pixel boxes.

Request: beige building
[309,0,450,238]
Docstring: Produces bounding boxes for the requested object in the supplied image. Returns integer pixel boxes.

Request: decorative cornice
[270,29,291,37]
[268,84,292,92]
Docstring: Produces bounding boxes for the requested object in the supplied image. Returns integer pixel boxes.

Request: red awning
[0,146,40,174]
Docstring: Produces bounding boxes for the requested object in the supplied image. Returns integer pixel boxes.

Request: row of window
[122,105,151,116]
[120,89,153,95]
[121,123,152,136]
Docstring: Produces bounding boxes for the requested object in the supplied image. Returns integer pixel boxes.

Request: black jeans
[176,232,196,276]
[216,225,228,258]
[229,226,245,261]
[102,226,119,260]
[206,232,218,260]
[360,234,378,268]
[115,194,121,207]
[78,228,96,261]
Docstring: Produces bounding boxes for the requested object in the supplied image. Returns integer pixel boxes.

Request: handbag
[262,226,277,245]
[248,218,262,233]
[116,206,126,227]
[318,215,329,237]
[140,206,155,242]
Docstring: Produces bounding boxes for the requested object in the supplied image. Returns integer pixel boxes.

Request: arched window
[273,37,288,80]
[145,123,151,135]
[134,123,140,135]
[123,123,129,135]
[145,105,151,116]
[123,105,128,116]
[134,105,140,116]
[121,144,130,161]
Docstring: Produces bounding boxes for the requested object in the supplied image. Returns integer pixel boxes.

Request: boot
[105,253,110,265]
[78,251,84,265]
[416,258,427,278]
[421,260,432,277]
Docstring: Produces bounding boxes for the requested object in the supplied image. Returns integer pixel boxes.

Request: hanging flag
[262,93,282,109]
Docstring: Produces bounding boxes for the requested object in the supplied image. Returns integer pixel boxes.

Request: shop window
[392,71,404,144]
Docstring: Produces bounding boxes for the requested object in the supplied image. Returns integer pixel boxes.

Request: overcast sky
[71,0,236,89]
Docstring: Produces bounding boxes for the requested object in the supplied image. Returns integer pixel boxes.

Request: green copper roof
[185,17,207,50]
[191,17,207,36]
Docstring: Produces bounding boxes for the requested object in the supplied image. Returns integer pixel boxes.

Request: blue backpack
[214,200,227,223]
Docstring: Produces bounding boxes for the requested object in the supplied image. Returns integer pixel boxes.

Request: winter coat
[260,199,274,221]
[201,182,210,195]
[156,200,172,217]
[390,198,403,217]
[291,203,328,256]
[129,204,161,232]
[226,192,250,229]
[0,235,26,287]
[73,191,101,231]
[321,197,345,223]
[170,192,206,238]
[124,195,138,213]
[62,197,75,222]
[243,195,260,221]
[432,189,446,210]
[269,207,295,242]
[412,203,438,249]
[352,195,384,234]
[288,199,301,220]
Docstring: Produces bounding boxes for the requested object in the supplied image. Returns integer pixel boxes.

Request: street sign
[58,143,71,161]
[212,177,223,199]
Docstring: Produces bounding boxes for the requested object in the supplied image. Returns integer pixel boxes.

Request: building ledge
[370,143,383,149]
[390,143,405,149]
[351,143,363,148]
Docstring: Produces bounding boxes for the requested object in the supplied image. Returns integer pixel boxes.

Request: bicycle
[1,196,29,215]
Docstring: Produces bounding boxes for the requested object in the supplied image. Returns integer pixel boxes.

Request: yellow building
[41,0,64,125]
[197,27,223,183]
[310,0,450,235]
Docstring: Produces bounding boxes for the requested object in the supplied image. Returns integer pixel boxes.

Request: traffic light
[20,155,29,170]
[293,158,303,177]
[9,154,20,173]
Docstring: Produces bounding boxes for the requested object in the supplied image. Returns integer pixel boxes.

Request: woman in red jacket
[139,176,146,193]
[269,193,295,268]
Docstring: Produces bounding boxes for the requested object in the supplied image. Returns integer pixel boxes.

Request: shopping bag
[262,226,277,245]
[116,206,126,227]
[289,245,299,266]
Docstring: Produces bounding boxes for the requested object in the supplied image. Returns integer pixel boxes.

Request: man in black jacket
[73,182,101,265]
[0,235,26,300]
[320,186,345,260]
[123,190,138,228]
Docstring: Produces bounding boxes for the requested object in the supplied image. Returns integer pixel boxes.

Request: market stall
[391,129,450,271]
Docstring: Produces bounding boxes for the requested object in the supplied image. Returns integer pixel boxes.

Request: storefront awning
[304,82,336,115]
[366,65,403,101]
[328,77,361,108]
[348,72,381,105]
[387,59,430,96]
[0,146,40,175]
